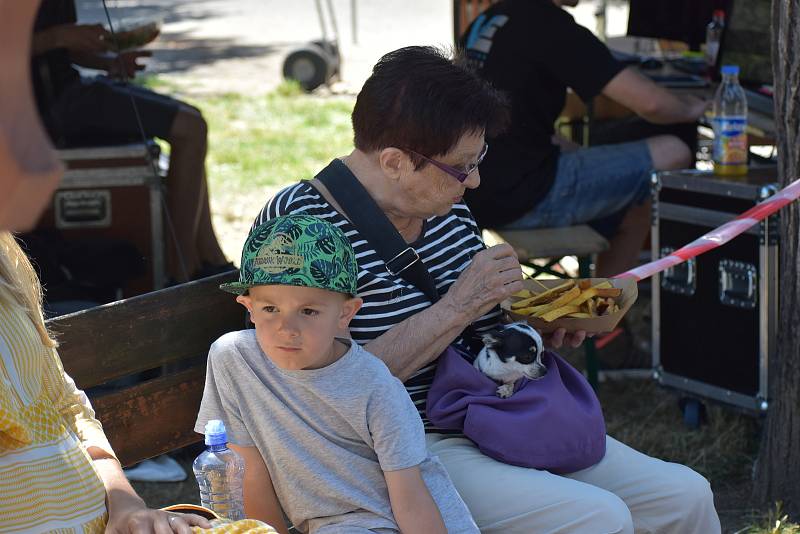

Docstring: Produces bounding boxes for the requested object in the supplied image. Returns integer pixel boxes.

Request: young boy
[195,214,478,534]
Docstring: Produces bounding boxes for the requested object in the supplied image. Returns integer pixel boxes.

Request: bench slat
[92,366,205,467]
[57,143,152,162]
[487,225,609,262]
[48,272,243,388]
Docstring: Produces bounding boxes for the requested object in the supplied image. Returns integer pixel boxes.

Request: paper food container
[113,21,161,51]
[502,277,638,334]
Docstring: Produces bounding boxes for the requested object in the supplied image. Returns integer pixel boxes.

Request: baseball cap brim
[220,279,357,297]
[219,281,250,295]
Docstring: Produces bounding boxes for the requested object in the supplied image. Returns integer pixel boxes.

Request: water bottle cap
[721,65,739,75]
[204,419,228,446]
[713,9,725,19]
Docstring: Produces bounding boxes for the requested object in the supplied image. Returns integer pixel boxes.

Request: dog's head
[481,322,544,366]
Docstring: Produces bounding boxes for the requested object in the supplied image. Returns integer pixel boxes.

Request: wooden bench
[46,271,242,467]
[485,225,609,277]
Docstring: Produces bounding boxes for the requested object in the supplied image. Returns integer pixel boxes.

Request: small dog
[473,323,546,398]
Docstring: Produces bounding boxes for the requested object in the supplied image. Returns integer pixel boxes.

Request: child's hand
[105,497,211,534]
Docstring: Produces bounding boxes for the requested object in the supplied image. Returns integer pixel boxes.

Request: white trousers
[426,434,721,534]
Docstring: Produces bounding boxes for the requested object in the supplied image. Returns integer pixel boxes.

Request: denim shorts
[50,77,181,147]
[505,140,653,232]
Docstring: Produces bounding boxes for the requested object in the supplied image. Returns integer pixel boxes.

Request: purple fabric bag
[426,346,606,474]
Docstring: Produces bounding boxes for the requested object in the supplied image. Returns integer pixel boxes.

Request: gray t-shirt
[195,330,478,534]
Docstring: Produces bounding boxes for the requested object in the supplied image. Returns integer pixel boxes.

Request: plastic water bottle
[193,420,246,521]
[705,9,725,69]
[712,65,748,176]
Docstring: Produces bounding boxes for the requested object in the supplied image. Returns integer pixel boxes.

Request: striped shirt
[255,179,502,428]
[0,289,110,533]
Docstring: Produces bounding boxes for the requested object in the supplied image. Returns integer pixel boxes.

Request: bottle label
[706,41,720,65]
[712,116,747,166]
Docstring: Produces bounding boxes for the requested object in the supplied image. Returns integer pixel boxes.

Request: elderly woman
[255,46,720,534]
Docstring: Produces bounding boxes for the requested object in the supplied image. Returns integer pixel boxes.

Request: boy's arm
[385,466,447,534]
[229,443,290,534]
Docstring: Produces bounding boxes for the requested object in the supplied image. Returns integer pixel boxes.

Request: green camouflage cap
[220,214,358,296]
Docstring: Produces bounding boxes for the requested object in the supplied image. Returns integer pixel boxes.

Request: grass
[738,504,800,534]
[136,74,355,195]
[203,85,355,194]
[599,379,759,486]
[135,76,356,259]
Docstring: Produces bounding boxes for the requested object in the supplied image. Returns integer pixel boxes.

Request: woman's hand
[444,244,524,323]
[543,327,589,349]
[105,492,211,534]
[91,455,212,534]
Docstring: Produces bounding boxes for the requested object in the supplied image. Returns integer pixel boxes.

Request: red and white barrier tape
[615,177,800,282]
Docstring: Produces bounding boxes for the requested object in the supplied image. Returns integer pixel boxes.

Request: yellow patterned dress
[0,291,109,533]
[0,290,279,534]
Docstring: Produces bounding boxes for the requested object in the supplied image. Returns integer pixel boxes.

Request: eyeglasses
[408,143,489,183]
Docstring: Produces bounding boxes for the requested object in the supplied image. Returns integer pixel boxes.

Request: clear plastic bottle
[193,420,246,521]
[705,9,725,69]
[712,65,748,176]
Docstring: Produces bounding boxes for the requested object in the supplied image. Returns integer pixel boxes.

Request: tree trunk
[753,0,800,515]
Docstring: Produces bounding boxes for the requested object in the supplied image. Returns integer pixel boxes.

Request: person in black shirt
[462,0,708,277]
[31,0,230,283]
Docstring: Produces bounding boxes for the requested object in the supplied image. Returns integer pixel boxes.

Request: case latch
[718,259,757,309]
[660,247,696,296]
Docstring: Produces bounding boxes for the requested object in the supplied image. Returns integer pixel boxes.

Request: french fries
[509,279,623,322]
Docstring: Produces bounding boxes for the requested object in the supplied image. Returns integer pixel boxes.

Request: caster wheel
[283,42,338,92]
[679,397,706,429]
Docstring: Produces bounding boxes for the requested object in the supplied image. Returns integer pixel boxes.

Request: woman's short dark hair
[352,46,508,168]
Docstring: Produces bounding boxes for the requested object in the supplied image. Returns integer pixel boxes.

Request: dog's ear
[481,330,502,348]
[515,323,543,353]
[529,330,544,358]
[531,337,543,358]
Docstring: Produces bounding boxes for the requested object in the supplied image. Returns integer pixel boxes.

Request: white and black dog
[473,323,546,398]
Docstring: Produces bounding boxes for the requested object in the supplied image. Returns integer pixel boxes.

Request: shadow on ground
[145,33,284,75]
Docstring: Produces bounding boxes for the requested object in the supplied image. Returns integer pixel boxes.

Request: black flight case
[650,168,779,419]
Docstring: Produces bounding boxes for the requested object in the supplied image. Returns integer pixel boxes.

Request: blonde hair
[0,232,57,347]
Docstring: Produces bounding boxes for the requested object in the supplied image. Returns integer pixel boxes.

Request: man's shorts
[504,140,653,237]
[47,76,182,147]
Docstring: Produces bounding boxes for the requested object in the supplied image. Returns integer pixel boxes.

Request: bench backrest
[46,272,243,466]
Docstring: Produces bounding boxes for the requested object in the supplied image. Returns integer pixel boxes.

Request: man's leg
[52,78,227,282]
[195,168,228,268]
[161,105,205,280]
[426,434,634,534]
[505,137,691,277]
[595,135,691,276]
[166,105,230,281]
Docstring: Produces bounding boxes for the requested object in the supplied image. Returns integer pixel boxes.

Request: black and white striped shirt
[254,180,502,429]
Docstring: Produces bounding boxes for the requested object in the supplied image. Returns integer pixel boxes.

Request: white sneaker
[124,454,187,482]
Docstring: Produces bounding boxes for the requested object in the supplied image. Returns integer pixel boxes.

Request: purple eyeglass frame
[408,143,489,183]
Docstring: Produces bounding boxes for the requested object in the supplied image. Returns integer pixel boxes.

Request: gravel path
[76,0,628,95]
[77,0,452,95]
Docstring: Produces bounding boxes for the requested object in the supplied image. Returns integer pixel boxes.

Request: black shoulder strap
[312,159,441,303]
